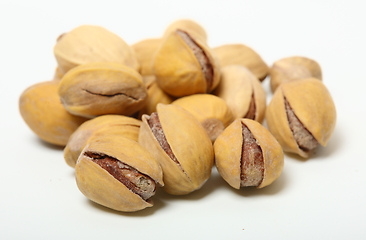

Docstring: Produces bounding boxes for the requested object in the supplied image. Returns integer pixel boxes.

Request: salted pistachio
[139,104,214,195]
[19,81,87,146]
[58,62,148,118]
[266,78,336,158]
[270,56,322,92]
[153,29,220,97]
[132,38,162,76]
[54,25,139,75]
[75,135,163,212]
[64,115,141,168]
[172,94,234,141]
[214,118,284,189]
[163,19,208,42]
[213,44,269,81]
[213,65,266,123]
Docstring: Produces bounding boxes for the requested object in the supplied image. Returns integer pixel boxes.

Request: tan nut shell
[172,94,234,141]
[265,78,336,158]
[54,25,139,74]
[213,44,269,81]
[64,115,141,168]
[58,62,147,118]
[139,104,214,195]
[163,19,208,42]
[132,38,161,76]
[214,118,284,189]
[213,65,266,122]
[75,135,164,212]
[270,56,322,92]
[153,31,220,97]
[19,81,87,146]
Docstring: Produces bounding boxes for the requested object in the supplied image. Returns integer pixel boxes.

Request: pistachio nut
[270,56,322,92]
[266,78,336,158]
[213,65,266,123]
[163,19,208,42]
[172,94,234,141]
[214,118,284,189]
[132,38,161,76]
[75,135,164,212]
[54,25,139,74]
[19,81,87,146]
[64,115,141,168]
[213,44,269,81]
[139,104,214,195]
[58,62,148,118]
[153,29,220,97]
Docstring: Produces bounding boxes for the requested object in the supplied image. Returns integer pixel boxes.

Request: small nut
[163,19,208,42]
[138,104,214,195]
[213,65,266,122]
[266,78,336,158]
[131,38,161,76]
[54,25,140,74]
[172,94,234,141]
[214,118,284,189]
[75,135,164,212]
[58,62,148,118]
[19,81,87,146]
[213,44,269,81]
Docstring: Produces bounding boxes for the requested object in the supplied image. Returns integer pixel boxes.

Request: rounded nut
[19,80,87,146]
[58,62,148,118]
[138,104,214,195]
[163,19,208,42]
[265,78,336,158]
[75,135,164,212]
[132,38,162,76]
[214,118,284,189]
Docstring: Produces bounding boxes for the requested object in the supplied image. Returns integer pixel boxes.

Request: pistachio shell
[58,62,147,118]
[163,19,207,42]
[266,78,336,158]
[213,65,266,122]
[54,25,139,74]
[213,44,269,81]
[19,81,87,146]
[132,38,161,76]
[75,135,163,212]
[138,104,214,195]
[214,118,284,189]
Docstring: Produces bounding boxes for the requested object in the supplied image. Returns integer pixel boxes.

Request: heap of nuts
[19,20,337,212]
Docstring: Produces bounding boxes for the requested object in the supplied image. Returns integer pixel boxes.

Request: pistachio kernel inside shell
[284,98,318,152]
[176,29,214,92]
[241,123,264,187]
[244,94,256,120]
[84,152,156,201]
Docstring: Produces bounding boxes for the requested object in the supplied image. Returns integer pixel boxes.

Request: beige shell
[132,38,161,76]
[75,135,164,212]
[214,118,284,189]
[138,104,214,195]
[153,30,220,97]
[64,115,141,168]
[19,81,87,146]
[213,65,266,123]
[270,56,322,92]
[54,25,139,74]
[58,62,147,118]
[213,44,269,81]
[266,78,336,158]
[163,19,208,42]
[172,94,234,141]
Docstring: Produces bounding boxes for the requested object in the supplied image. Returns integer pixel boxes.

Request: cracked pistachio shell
[172,94,234,141]
[75,135,164,212]
[163,19,207,42]
[266,78,336,158]
[19,81,87,146]
[54,25,139,74]
[270,56,322,92]
[58,62,148,118]
[138,104,214,195]
[214,118,284,189]
[213,44,269,81]
[153,30,220,97]
[132,38,161,76]
[213,65,266,123]
[64,115,141,168]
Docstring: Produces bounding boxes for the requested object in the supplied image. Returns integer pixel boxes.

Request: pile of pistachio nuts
[19,19,336,212]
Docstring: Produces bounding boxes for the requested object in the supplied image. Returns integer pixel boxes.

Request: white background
[1,0,365,239]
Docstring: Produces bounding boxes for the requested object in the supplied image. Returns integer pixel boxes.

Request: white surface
[1,1,365,239]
